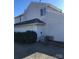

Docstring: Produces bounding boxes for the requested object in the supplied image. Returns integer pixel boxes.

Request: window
[40,8,46,16]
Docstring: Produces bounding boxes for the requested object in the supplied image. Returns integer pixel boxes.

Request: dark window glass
[40,8,46,16]
[40,9,43,16]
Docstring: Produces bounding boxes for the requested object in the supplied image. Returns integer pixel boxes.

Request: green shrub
[14,32,25,43]
[14,31,37,44]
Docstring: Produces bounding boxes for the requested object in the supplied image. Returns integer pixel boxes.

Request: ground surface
[14,42,64,59]
[23,52,58,59]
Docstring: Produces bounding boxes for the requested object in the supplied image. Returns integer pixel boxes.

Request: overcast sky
[14,0,64,16]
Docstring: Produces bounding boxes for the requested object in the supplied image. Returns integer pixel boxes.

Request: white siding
[14,2,64,42]
[40,12,64,42]
[23,2,48,20]
[14,24,45,41]
[14,24,37,32]
[14,17,20,24]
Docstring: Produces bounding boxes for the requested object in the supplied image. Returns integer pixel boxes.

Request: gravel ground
[14,42,64,59]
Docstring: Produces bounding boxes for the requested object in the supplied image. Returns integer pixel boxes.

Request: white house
[14,2,64,42]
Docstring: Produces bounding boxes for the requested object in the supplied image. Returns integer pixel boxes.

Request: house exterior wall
[40,12,64,42]
[14,2,64,42]
[23,2,46,20]
[14,17,20,24]
[14,24,37,32]
[14,24,44,41]
[22,3,64,42]
[14,15,24,24]
[14,2,61,23]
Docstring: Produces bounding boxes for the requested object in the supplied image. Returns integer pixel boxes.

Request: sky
[14,0,64,16]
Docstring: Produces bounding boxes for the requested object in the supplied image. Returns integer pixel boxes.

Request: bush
[14,32,26,43]
[14,31,37,44]
[24,31,37,43]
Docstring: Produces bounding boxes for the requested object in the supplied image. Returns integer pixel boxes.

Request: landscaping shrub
[25,31,37,43]
[14,32,26,43]
[14,31,37,44]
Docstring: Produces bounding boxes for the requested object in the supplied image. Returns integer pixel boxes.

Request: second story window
[40,8,46,16]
